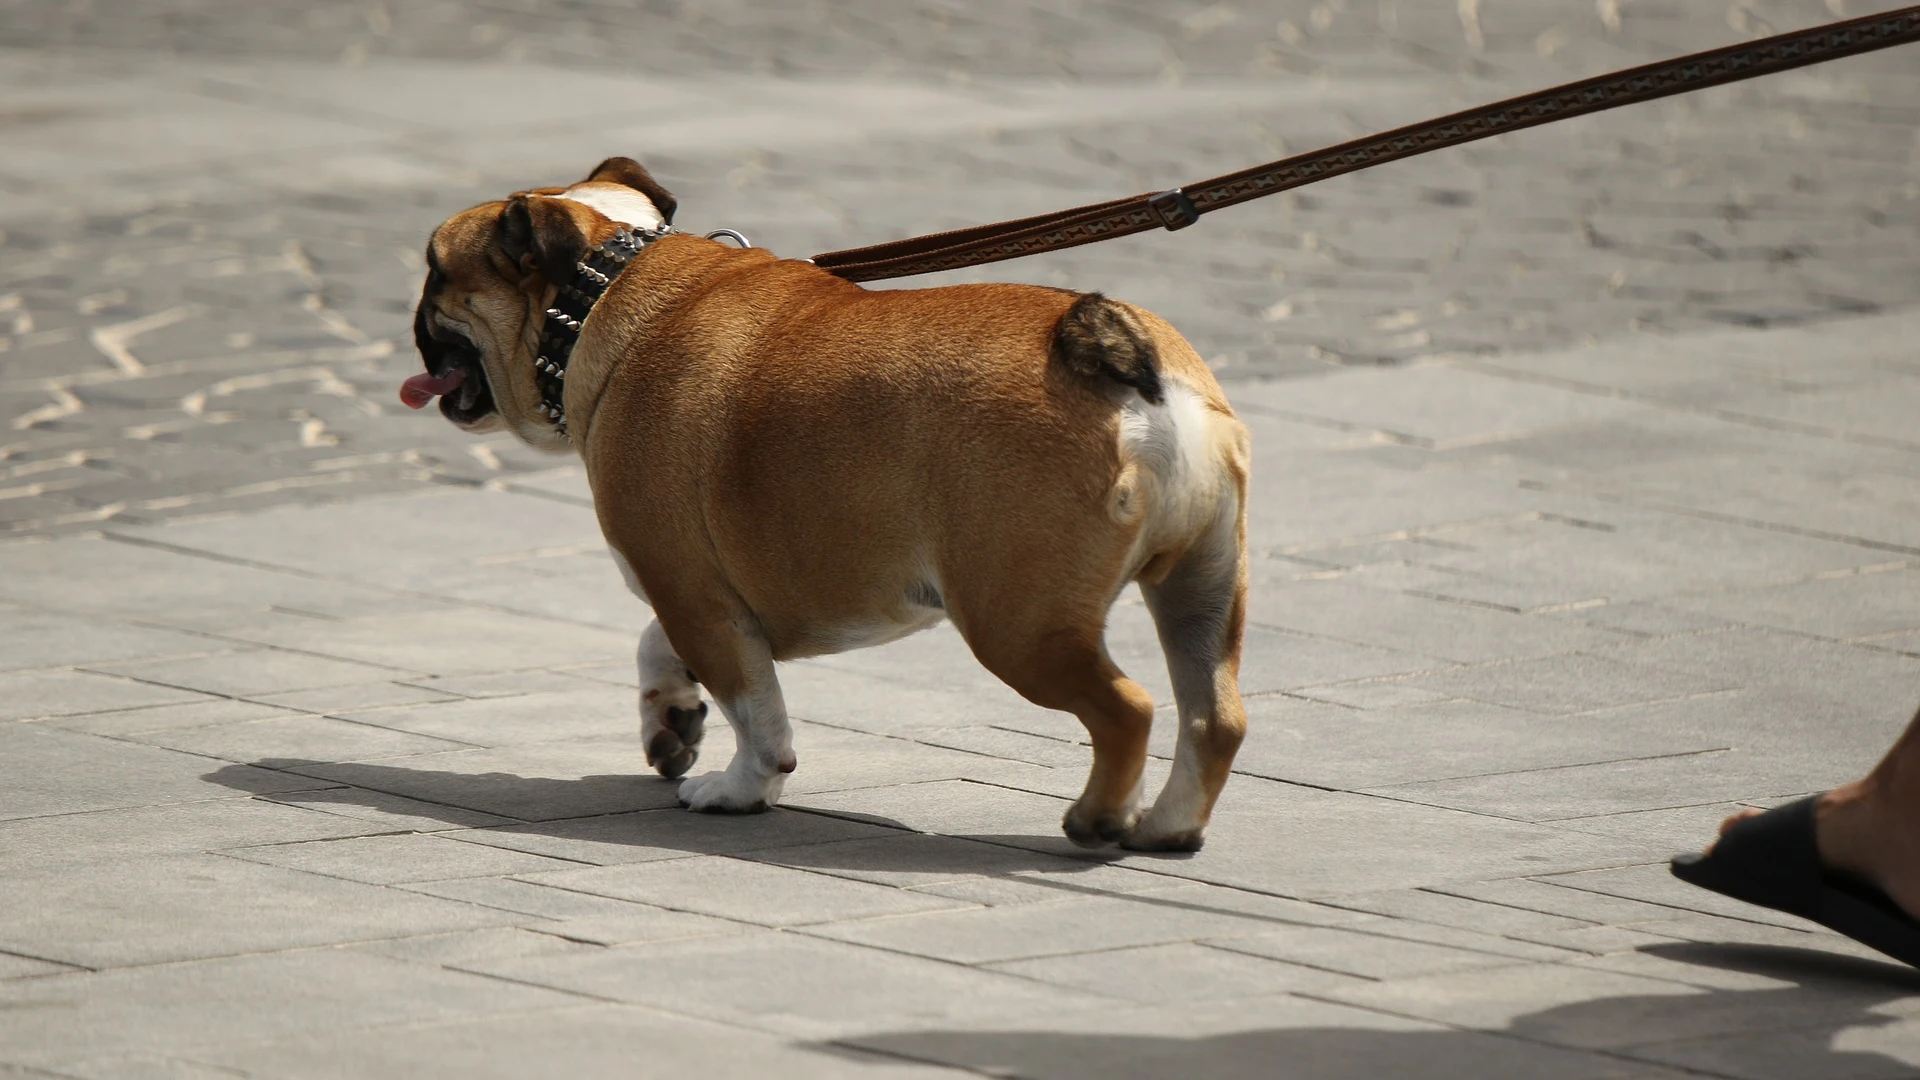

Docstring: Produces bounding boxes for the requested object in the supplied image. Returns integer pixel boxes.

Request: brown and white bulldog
[407,157,1252,850]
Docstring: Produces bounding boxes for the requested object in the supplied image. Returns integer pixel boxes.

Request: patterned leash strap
[812,5,1920,283]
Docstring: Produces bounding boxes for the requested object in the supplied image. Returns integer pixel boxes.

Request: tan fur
[415,161,1253,849]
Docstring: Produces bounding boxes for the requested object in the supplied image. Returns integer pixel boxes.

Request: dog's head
[407,157,677,448]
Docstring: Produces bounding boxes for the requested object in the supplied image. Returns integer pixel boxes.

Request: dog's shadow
[206,757,1134,881]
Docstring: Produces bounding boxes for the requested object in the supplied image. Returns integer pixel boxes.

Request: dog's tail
[1051,292,1164,405]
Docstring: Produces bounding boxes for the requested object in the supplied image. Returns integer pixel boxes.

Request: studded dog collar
[534,224,670,434]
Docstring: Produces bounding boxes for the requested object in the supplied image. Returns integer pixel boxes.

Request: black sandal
[1670,794,1920,969]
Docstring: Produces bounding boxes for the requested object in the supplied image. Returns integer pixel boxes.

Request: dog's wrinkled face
[408,157,677,449]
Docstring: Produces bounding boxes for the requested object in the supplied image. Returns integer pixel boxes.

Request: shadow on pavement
[203,758,1136,876]
[824,943,1920,1079]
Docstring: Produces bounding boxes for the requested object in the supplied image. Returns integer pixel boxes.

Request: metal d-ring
[705,229,753,248]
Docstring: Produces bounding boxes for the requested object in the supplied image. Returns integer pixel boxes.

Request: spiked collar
[534,224,670,434]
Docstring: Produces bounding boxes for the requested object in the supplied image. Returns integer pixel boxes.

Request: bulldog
[406,157,1252,850]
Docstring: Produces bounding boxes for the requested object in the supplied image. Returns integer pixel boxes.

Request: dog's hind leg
[964,620,1157,847]
[664,613,796,814]
[637,619,706,779]
[1128,490,1249,852]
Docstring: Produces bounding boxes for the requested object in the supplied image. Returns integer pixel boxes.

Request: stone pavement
[5,316,1920,1078]
[3,0,1918,535]
[5,1,1920,1077]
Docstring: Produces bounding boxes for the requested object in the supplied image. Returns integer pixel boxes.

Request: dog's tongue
[399,369,465,409]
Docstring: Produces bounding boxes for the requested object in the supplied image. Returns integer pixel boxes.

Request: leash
[810,5,1920,283]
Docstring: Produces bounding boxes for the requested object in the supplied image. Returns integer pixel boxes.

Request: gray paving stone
[0,535,422,620]
[1234,364,1655,448]
[1594,631,1920,745]
[279,739,678,821]
[392,877,690,920]
[1322,959,1915,1068]
[783,719,1064,798]
[188,606,634,679]
[32,697,299,737]
[0,609,214,672]
[330,685,639,747]
[1324,887,1600,942]
[1629,1023,1920,1080]
[839,991,1677,1080]
[206,1003,975,1080]
[0,724,318,821]
[990,941,1370,1001]
[0,952,78,980]
[735,831,1173,895]
[128,713,477,763]
[459,805,902,866]
[251,680,463,715]
[1384,653,1736,714]
[113,489,607,592]
[1552,801,1764,850]
[394,669,599,700]
[520,855,972,928]
[1433,878,1694,930]
[256,785,516,832]
[1247,578,1633,664]
[342,926,596,969]
[1396,500,1896,608]
[795,777,1076,839]
[227,832,582,885]
[1208,923,1532,980]
[1097,777,1663,899]
[83,648,414,698]
[1669,568,1920,643]
[804,890,1301,966]
[0,950,584,1073]
[465,930,1112,1039]
[1367,750,1844,823]
[0,796,377,876]
[0,670,209,721]
[0,853,515,968]
[1229,697,1730,790]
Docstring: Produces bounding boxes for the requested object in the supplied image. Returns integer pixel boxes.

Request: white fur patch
[1121,382,1216,511]
[559,185,666,230]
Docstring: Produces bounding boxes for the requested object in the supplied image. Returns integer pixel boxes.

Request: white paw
[677,765,783,814]
[1121,803,1206,852]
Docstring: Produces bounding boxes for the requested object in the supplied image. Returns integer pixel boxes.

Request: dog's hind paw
[1119,812,1206,853]
[645,702,706,779]
[677,766,781,814]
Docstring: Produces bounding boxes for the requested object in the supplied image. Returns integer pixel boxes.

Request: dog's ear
[584,156,677,225]
[495,195,587,287]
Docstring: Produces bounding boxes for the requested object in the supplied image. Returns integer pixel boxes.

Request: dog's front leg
[671,627,795,814]
[638,619,706,779]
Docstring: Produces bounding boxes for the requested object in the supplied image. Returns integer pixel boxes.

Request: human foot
[1710,782,1920,922]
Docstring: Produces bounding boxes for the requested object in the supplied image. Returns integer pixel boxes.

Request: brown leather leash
[812,6,1920,283]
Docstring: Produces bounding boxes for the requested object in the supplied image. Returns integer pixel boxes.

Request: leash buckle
[1147,188,1200,231]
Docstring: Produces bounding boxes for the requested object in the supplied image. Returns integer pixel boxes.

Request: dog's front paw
[677,767,782,814]
[644,700,706,779]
